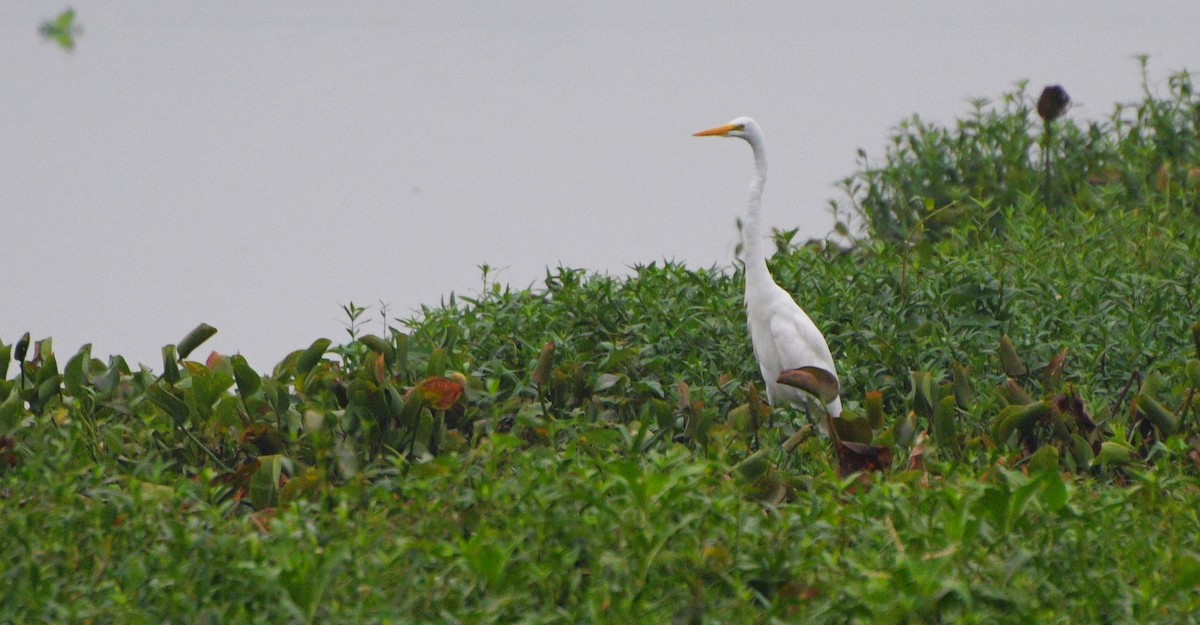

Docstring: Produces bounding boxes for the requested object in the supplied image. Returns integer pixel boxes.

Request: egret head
[693,116,760,142]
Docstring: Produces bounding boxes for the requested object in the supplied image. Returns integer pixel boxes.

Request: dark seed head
[1037,85,1071,121]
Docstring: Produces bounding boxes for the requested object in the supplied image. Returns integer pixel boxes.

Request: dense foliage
[4,67,1200,623]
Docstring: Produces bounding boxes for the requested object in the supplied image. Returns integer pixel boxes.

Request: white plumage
[694,116,842,420]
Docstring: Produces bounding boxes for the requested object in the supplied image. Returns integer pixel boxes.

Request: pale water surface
[3,2,1199,368]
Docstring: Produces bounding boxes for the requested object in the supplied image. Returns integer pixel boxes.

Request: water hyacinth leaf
[279,467,322,504]
[733,449,771,482]
[177,323,217,359]
[992,400,1052,444]
[782,424,814,453]
[836,441,893,478]
[63,344,91,396]
[14,332,30,363]
[1027,444,1059,473]
[0,339,10,379]
[1134,395,1179,436]
[162,345,180,384]
[425,347,447,378]
[249,454,283,509]
[776,366,840,404]
[0,387,26,430]
[833,412,873,444]
[892,411,917,447]
[1043,348,1068,391]
[30,350,59,398]
[999,335,1026,378]
[952,363,973,409]
[996,378,1033,406]
[407,376,463,411]
[1040,468,1069,512]
[676,381,693,412]
[1187,360,1200,391]
[933,395,958,449]
[358,334,394,364]
[297,338,332,376]
[147,384,190,425]
[1093,441,1132,467]
[230,354,261,398]
[1069,434,1094,467]
[594,373,624,393]
[531,342,555,387]
[909,370,938,421]
[865,390,884,429]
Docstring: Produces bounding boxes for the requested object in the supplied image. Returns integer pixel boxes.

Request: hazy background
[3,2,1199,369]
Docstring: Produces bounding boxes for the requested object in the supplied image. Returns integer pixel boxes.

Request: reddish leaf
[205,351,227,369]
[836,441,893,478]
[408,376,463,410]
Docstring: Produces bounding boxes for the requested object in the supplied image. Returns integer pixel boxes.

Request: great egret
[693,117,843,423]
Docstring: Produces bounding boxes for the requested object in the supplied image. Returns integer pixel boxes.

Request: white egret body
[694,117,843,420]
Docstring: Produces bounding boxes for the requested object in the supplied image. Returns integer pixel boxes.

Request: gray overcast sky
[3,2,1199,369]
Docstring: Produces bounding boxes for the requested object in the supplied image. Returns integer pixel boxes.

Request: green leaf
[297,338,332,376]
[0,339,10,379]
[147,384,190,425]
[231,354,261,399]
[249,454,283,509]
[177,323,218,359]
[63,344,91,397]
[0,386,25,430]
[1039,469,1069,512]
[162,345,180,384]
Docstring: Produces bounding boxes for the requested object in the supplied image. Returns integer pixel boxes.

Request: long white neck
[744,136,771,288]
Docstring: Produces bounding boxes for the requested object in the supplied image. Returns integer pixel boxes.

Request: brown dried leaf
[777,366,840,404]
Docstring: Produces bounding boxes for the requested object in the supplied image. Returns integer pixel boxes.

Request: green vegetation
[5,67,1200,623]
